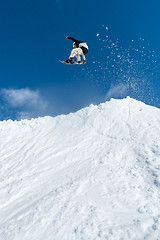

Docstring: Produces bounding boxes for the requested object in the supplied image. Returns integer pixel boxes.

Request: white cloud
[0,88,48,120]
[1,88,47,109]
[106,83,129,100]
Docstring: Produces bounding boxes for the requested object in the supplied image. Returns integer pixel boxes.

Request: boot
[68,57,73,63]
[65,57,73,63]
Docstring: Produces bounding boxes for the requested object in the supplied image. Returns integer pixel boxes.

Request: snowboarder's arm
[65,36,76,41]
[65,36,83,45]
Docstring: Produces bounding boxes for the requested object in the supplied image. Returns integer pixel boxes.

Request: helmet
[73,42,76,48]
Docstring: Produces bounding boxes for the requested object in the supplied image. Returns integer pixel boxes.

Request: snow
[0,97,160,240]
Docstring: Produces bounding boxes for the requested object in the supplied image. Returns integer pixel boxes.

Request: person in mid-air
[65,36,88,64]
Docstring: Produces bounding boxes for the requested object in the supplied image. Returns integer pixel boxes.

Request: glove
[65,36,69,39]
[83,60,86,64]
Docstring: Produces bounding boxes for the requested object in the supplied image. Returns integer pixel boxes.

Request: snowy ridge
[0,97,160,240]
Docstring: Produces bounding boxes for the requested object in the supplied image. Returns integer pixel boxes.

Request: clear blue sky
[0,0,160,120]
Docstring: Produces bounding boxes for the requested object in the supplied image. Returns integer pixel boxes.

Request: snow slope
[0,97,160,240]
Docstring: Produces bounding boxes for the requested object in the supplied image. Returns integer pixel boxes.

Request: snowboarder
[64,36,88,64]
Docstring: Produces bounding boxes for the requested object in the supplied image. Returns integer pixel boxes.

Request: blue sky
[0,0,160,120]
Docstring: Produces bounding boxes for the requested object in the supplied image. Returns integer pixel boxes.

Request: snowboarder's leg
[82,53,86,61]
[76,54,81,62]
[67,48,86,63]
[70,48,80,58]
[69,48,83,62]
[77,48,86,63]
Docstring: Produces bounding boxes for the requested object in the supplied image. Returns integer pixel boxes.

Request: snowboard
[59,60,85,65]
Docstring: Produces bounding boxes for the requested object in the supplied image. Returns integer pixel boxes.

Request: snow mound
[0,97,160,240]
